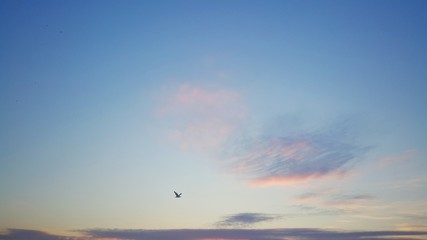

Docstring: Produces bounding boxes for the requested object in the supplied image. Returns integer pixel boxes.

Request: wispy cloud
[396,202,427,222]
[348,201,427,227]
[322,194,374,210]
[293,189,375,215]
[156,84,247,152]
[388,176,427,190]
[223,122,367,186]
[215,213,282,228]
[377,150,418,167]
[295,188,338,202]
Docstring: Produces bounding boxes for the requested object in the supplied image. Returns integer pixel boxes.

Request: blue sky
[1,1,427,239]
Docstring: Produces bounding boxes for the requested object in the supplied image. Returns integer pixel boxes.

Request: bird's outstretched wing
[174,191,181,197]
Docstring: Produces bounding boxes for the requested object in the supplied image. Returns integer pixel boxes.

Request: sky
[1,0,427,239]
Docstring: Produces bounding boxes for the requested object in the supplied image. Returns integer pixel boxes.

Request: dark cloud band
[2,228,427,240]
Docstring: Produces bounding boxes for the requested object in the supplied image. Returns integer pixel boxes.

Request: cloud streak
[216,213,282,228]
[293,188,375,215]
[3,228,427,240]
[324,194,374,208]
[377,150,418,167]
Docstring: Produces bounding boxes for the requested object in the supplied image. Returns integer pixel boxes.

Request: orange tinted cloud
[250,174,319,187]
[396,224,427,231]
[249,170,349,187]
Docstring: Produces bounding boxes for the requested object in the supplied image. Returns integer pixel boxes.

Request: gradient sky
[1,1,427,239]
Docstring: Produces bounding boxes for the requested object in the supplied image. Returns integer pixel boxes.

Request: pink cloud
[157,84,246,117]
[249,170,349,187]
[249,175,317,187]
[156,84,247,152]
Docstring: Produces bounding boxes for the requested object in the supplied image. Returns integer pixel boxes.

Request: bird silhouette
[174,191,182,198]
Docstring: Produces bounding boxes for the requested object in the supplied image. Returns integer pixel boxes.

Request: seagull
[174,191,182,198]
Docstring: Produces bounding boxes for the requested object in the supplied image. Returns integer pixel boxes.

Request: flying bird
[174,191,182,198]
